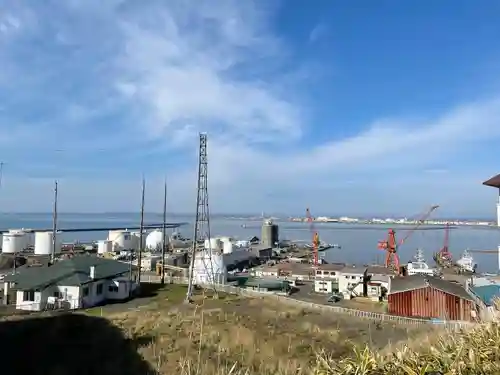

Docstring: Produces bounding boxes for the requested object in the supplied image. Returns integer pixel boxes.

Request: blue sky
[0,0,500,217]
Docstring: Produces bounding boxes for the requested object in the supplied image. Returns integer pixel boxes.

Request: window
[96,284,103,295]
[53,291,63,299]
[23,290,35,301]
[316,270,321,275]
[108,285,119,293]
[82,287,89,297]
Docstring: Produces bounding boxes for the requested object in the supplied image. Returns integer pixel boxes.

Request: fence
[141,275,476,330]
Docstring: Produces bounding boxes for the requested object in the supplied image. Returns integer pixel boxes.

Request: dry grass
[92,285,446,374]
[5,284,500,374]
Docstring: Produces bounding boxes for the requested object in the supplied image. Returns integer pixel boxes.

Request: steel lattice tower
[186,133,214,301]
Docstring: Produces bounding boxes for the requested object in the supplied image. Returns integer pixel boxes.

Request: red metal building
[388,276,476,321]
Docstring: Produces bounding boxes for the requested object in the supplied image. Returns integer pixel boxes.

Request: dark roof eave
[483,174,500,188]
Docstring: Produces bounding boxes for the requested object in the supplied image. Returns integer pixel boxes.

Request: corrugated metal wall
[388,286,473,321]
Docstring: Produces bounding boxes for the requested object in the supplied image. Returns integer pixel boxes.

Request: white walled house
[313,263,345,294]
[3,257,138,311]
[337,266,365,299]
[313,264,366,297]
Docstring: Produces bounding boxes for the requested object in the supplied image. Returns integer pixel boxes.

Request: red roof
[483,174,500,188]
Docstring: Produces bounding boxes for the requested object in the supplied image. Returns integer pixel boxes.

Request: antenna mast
[161,179,167,285]
[137,177,146,285]
[186,133,215,302]
[0,161,4,189]
[51,180,58,264]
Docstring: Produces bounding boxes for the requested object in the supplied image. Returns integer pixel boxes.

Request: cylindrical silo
[261,219,279,248]
[192,250,227,284]
[108,230,124,242]
[97,240,113,254]
[219,237,234,254]
[112,231,137,251]
[131,231,146,250]
[34,231,61,255]
[204,238,222,251]
[2,232,28,254]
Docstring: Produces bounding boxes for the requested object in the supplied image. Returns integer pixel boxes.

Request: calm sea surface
[1,213,499,273]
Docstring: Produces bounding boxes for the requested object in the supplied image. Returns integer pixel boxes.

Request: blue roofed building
[470,284,500,306]
[468,284,500,321]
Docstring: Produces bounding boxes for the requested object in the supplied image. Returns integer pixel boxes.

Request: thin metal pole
[51,181,58,264]
[161,179,167,285]
[137,177,145,284]
[0,162,4,189]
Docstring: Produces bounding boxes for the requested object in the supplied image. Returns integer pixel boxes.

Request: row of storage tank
[0,229,171,256]
[204,237,250,254]
[97,229,168,254]
[1,229,62,255]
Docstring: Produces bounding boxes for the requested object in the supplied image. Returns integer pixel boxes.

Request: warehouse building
[388,275,476,321]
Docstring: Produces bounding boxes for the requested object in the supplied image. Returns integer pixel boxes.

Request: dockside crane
[433,222,453,267]
[377,205,439,273]
[306,208,321,266]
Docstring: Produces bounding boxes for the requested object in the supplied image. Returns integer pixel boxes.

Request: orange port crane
[435,222,453,265]
[377,205,439,272]
[306,208,321,266]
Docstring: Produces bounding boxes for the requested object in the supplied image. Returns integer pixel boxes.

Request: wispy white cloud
[0,0,498,216]
[309,23,329,43]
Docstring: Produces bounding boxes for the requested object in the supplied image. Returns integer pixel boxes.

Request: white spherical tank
[97,240,113,254]
[204,238,222,251]
[192,250,227,284]
[112,231,137,251]
[34,231,62,255]
[146,230,165,251]
[2,232,27,254]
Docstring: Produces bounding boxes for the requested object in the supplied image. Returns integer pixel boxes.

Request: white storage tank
[191,250,227,284]
[34,231,62,255]
[221,239,234,254]
[108,230,124,242]
[204,238,222,252]
[146,230,165,251]
[2,232,27,254]
[97,240,113,254]
[9,229,34,247]
[132,231,146,250]
[112,231,137,251]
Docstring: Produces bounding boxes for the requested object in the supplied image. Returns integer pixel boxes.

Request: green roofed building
[2,256,138,312]
[229,276,291,294]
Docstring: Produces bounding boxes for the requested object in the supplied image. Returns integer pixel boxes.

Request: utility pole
[161,179,167,285]
[50,180,58,264]
[137,177,145,285]
[0,161,4,189]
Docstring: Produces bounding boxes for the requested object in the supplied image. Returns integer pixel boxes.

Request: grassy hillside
[2,284,498,374]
